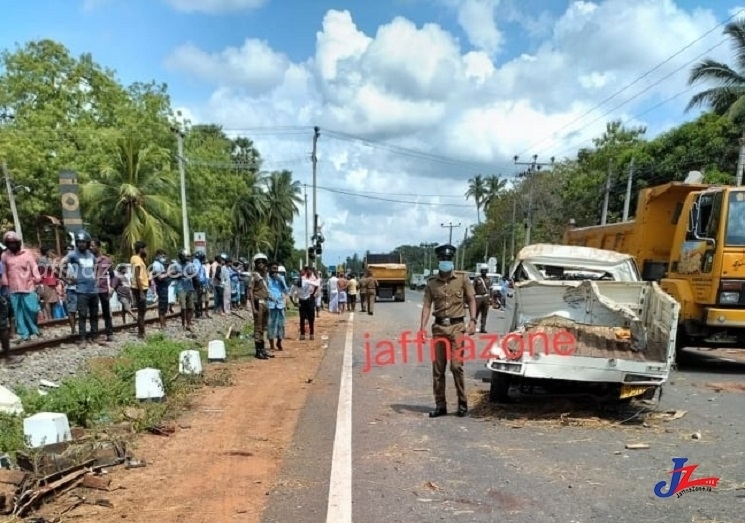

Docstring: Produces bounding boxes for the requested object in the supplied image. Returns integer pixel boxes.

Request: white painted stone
[179,349,203,375]
[207,340,227,362]
[23,412,71,448]
[135,368,165,400]
[0,385,23,415]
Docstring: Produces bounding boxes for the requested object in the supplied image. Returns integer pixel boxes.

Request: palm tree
[483,174,507,215]
[81,132,180,256]
[686,18,745,121]
[465,174,487,223]
[231,170,268,256]
[263,170,302,258]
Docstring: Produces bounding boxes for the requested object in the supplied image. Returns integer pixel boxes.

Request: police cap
[434,244,456,259]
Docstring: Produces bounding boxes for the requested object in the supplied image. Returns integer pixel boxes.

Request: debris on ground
[0,428,146,518]
[705,382,745,393]
[624,443,650,450]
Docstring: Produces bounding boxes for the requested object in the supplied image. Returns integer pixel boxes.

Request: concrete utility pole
[513,154,555,247]
[1,161,21,239]
[623,157,635,222]
[737,131,745,186]
[304,185,309,266]
[510,198,516,263]
[175,127,189,252]
[311,126,320,268]
[601,159,613,225]
[441,222,461,245]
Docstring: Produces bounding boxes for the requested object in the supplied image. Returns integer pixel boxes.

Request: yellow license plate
[620,385,650,399]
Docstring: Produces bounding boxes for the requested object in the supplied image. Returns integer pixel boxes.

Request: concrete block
[23,412,72,448]
[179,349,203,375]
[207,340,227,362]
[135,368,165,401]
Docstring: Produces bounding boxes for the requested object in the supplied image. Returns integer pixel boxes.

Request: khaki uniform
[359,276,368,312]
[364,276,378,314]
[423,272,475,409]
[473,275,490,332]
[251,271,270,342]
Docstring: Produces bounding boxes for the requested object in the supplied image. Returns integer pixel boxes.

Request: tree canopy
[0,39,303,266]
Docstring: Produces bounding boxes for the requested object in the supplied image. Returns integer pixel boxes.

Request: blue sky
[1,0,742,264]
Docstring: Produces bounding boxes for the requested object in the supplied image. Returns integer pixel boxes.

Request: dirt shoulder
[33,311,345,523]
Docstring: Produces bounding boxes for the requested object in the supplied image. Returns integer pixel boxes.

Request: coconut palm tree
[686,18,745,121]
[483,174,507,215]
[263,169,302,258]
[231,170,268,256]
[465,174,488,223]
[81,132,180,256]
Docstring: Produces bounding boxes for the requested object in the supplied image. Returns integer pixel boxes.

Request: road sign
[488,257,498,273]
[193,232,206,254]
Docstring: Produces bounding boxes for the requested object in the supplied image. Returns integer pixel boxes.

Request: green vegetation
[0,331,258,458]
[0,39,303,264]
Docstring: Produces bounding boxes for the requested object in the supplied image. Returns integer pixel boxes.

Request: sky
[1,0,743,266]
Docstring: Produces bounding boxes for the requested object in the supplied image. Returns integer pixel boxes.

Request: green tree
[465,174,487,224]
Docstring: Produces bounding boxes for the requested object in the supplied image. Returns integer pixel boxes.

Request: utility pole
[304,185,309,266]
[311,126,320,268]
[601,159,613,225]
[441,222,461,245]
[501,236,507,274]
[513,154,555,247]
[175,127,189,252]
[1,161,21,239]
[510,198,516,262]
[737,131,745,186]
[460,228,468,270]
[623,157,635,222]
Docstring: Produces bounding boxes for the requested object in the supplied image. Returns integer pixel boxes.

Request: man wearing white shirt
[327,273,339,313]
[291,266,320,340]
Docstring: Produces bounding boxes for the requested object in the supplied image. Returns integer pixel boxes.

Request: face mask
[438,260,454,272]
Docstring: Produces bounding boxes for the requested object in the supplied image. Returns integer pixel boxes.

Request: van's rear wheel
[489,372,511,403]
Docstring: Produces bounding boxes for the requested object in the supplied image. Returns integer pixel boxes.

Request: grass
[0,327,260,461]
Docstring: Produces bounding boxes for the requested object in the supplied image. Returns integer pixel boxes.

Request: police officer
[419,244,477,418]
[364,269,378,315]
[473,266,490,333]
[248,252,272,360]
[359,272,368,313]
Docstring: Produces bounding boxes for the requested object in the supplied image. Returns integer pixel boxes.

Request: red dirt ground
[30,311,345,523]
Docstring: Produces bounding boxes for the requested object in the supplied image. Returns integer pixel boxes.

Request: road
[261,292,745,523]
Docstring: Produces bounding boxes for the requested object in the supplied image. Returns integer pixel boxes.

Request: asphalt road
[262,291,745,523]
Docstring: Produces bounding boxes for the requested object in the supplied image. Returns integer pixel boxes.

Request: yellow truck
[563,179,745,353]
[365,252,407,302]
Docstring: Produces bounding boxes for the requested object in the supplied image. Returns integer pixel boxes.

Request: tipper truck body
[563,179,745,352]
[365,252,407,302]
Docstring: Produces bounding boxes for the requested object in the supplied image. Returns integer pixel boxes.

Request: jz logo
[653,458,719,498]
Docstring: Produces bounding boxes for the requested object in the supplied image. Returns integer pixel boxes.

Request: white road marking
[326,312,354,523]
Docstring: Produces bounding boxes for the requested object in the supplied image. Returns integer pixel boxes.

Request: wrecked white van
[485,244,680,404]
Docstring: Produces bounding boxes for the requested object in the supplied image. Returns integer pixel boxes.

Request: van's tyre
[489,372,511,403]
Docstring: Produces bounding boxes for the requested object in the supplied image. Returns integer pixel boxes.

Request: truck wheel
[489,372,511,403]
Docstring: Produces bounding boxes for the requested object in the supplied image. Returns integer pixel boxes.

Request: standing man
[64,231,99,345]
[151,250,170,329]
[192,251,204,319]
[419,244,477,418]
[130,241,149,339]
[91,240,114,342]
[473,266,491,334]
[359,272,368,313]
[174,249,197,331]
[0,232,42,343]
[267,261,289,351]
[347,273,358,312]
[249,252,272,360]
[364,269,378,316]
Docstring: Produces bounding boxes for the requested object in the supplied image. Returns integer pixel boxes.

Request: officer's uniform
[364,274,378,315]
[423,244,476,417]
[359,275,368,312]
[251,270,271,357]
[473,271,490,333]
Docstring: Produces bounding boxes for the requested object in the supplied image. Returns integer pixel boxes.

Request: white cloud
[451,0,504,55]
[166,1,733,263]
[164,0,266,14]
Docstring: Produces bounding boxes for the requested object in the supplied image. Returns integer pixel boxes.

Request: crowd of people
[0,228,358,363]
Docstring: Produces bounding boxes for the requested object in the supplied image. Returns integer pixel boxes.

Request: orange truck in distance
[364,251,407,302]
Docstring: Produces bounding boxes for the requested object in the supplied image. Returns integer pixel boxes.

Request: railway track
[6,299,238,356]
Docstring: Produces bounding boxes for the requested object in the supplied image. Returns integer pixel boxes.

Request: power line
[303,184,473,208]
[515,7,745,157]
[545,38,729,160]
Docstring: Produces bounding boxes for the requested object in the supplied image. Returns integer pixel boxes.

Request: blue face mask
[438,260,454,272]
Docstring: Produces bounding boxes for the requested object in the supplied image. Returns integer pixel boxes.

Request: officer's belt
[434,316,464,326]
[476,294,488,298]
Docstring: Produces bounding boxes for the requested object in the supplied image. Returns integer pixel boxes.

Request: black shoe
[457,404,468,417]
[429,407,447,418]
[479,329,487,334]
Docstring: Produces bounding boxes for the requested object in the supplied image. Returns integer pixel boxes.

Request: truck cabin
[509,244,642,284]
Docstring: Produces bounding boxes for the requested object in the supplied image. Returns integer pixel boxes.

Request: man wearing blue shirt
[63,231,99,345]
[174,249,197,331]
[267,260,289,352]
